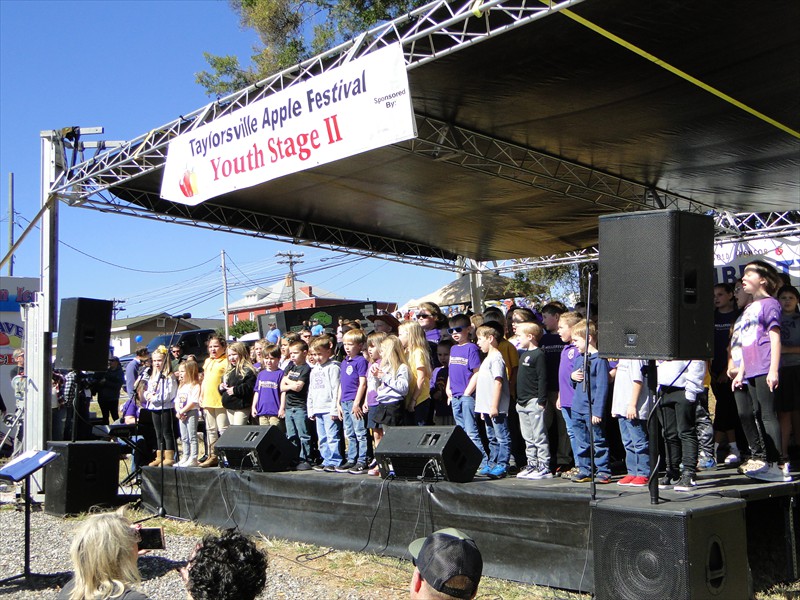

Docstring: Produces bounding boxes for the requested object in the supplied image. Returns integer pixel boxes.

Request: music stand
[0,449,59,586]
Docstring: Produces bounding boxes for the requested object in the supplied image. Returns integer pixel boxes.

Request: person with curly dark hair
[182,529,267,600]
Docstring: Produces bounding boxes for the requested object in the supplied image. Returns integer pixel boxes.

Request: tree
[504,264,581,307]
[230,319,259,338]
[196,0,427,96]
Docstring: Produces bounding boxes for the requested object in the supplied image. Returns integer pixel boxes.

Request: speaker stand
[646,360,661,504]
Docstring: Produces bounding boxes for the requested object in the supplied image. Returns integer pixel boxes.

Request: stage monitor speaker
[374,426,482,483]
[44,441,120,516]
[591,495,751,600]
[54,297,113,371]
[598,209,714,359]
[215,425,298,472]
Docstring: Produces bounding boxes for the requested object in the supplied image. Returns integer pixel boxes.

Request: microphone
[171,313,192,319]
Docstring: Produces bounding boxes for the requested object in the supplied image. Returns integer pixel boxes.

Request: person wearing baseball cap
[408,528,483,599]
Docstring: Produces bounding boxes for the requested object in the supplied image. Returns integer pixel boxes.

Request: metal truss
[53,0,584,200]
[76,188,462,271]
[402,115,709,213]
[713,211,800,242]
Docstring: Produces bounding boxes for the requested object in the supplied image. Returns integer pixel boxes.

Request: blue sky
[0,0,455,320]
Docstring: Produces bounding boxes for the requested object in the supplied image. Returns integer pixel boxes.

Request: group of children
[130,258,797,494]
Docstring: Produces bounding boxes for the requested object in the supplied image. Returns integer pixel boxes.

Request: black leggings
[150,409,175,452]
[745,375,782,463]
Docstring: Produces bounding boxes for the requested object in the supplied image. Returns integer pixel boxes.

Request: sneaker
[529,467,553,480]
[697,455,716,470]
[629,476,649,487]
[674,472,697,492]
[658,474,680,489]
[335,461,355,473]
[743,460,769,476]
[487,465,507,479]
[312,464,326,472]
[747,462,791,482]
[368,458,378,468]
[571,472,593,483]
[295,462,312,471]
[323,465,336,473]
[724,449,741,465]
[561,466,580,479]
[476,465,492,477]
[617,475,636,486]
[348,463,368,475]
[367,466,381,476]
[516,465,536,479]
[595,473,611,484]
[182,459,199,468]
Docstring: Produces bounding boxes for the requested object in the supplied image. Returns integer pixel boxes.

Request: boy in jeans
[307,335,343,472]
[281,340,313,470]
[475,323,512,479]
[446,314,488,470]
[569,320,612,484]
[514,322,551,479]
[337,329,369,474]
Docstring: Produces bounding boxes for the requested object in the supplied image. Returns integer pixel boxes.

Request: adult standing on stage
[199,334,229,467]
[145,346,178,467]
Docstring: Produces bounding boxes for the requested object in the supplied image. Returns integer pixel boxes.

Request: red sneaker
[629,476,649,487]
[617,475,636,486]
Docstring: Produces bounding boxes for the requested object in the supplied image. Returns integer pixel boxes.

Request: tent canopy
[407,272,517,308]
[65,0,799,266]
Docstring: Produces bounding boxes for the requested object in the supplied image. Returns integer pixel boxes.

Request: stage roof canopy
[57,0,800,269]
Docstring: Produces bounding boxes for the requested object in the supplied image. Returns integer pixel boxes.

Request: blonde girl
[398,321,433,426]
[175,359,201,467]
[220,341,258,426]
[371,336,410,445]
[200,334,228,468]
[145,345,177,467]
[366,331,387,466]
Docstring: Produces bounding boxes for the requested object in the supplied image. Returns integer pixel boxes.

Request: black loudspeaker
[44,441,120,516]
[215,425,298,472]
[374,426,482,483]
[591,495,751,600]
[598,209,714,359]
[54,297,113,371]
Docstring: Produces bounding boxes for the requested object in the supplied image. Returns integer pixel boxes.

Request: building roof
[228,277,342,310]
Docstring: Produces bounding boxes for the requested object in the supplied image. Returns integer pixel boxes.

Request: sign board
[161,44,416,205]
[714,236,799,285]
[257,302,378,338]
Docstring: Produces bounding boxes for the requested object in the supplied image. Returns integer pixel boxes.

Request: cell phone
[137,527,165,550]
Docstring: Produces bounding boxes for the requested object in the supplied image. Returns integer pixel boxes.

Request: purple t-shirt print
[340,354,368,402]
[558,344,580,408]
[739,297,781,378]
[448,343,481,396]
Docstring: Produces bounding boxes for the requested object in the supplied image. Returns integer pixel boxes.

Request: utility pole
[7,173,13,276]
[111,298,126,319]
[276,251,304,310]
[221,249,230,340]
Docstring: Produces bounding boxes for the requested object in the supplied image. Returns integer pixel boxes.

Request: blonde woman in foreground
[57,512,151,600]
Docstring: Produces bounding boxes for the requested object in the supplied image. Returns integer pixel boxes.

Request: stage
[140,463,799,596]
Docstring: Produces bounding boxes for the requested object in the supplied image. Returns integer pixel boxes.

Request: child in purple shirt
[338,329,369,474]
[445,314,487,469]
[556,312,582,477]
[252,344,283,427]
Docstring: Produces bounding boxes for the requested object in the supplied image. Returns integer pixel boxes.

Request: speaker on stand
[54,298,113,372]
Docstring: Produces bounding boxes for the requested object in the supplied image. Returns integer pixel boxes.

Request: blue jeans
[285,407,311,462]
[482,412,511,468]
[572,411,610,476]
[561,406,579,464]
[340,400,368,464]
[618,417,649,477]
[451,395,487,466]
[314,413,343,467]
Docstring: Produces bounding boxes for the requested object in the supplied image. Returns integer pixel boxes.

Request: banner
[714,235,800,285]
[1,277,38,427]
[161,44,416,205]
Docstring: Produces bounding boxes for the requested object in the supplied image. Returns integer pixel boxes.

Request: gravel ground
[0,486,407,600]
